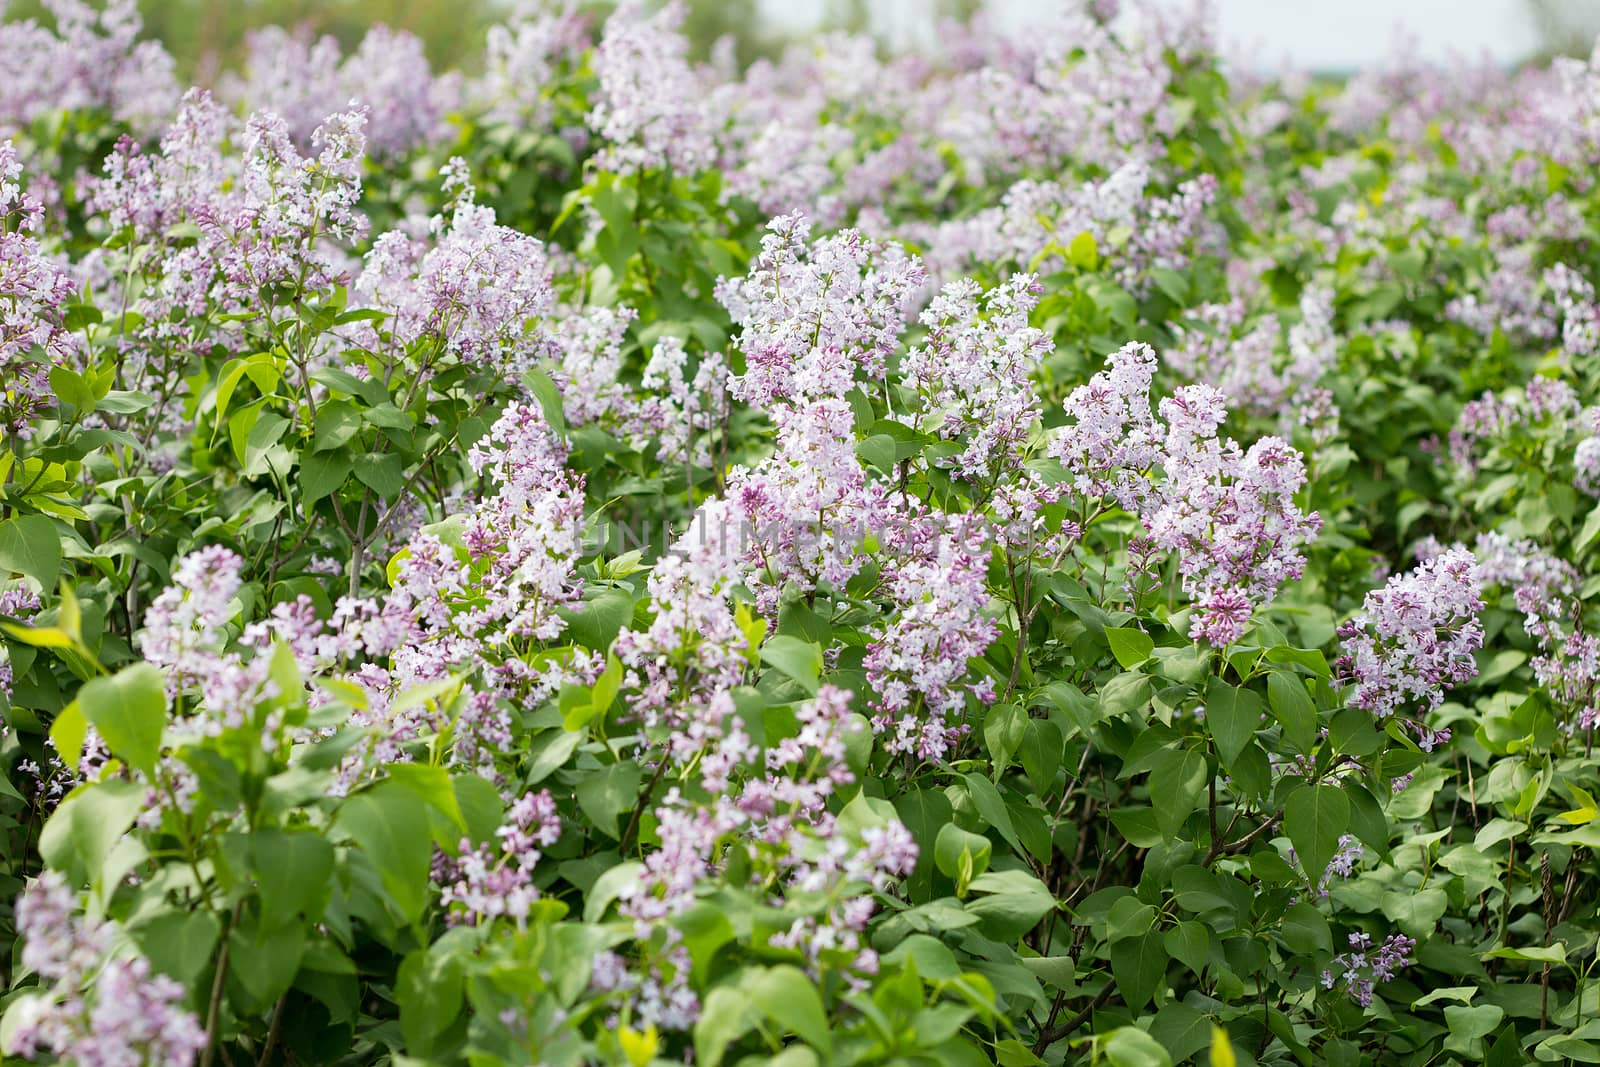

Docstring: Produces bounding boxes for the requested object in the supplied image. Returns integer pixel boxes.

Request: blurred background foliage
[1526,0,1600,60]
[0,0,982,77]
[0,0,1593,82]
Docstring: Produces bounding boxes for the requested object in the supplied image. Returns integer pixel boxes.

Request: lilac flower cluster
[354,159,555,379]
[1048,342,1166,513]
[1150,391,1321,646]
[1321,931,1416,1008]
[919,161,1218,296]
[602,687,917,1029]
[359,403,588,777]
[222,25,458,157]
[611,497,749,742]
[5,873,206,1067]
[436,789,562,927]
[903,273,1050,481]
[719,213,925,410]
[199,106,371,302]
[0,0,176,136]
[138,544,272,731]
[1446,376,1582,473]
[587,1,715,174]
[478,1,590,129]
[1319,834,1364,896]
[0,141,79,436]
[865,515,998,761]
[1335,548,1484,749]
[1049,345,1322,644]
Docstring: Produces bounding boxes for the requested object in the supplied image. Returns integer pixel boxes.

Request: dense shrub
[1,2,1599,1065]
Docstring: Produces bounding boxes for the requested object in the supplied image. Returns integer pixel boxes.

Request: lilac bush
[0,3,1596,1066]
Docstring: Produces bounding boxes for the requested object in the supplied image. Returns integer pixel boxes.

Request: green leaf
[50,366,97,412]
[0,515,60,591]
[38,779,144,887]
[1264,645,1331,678]
[76,663,166,777]
[1267,672,1317,753]
[965,870,1056,942]
[1110,932,1169,1009]
[575,760,643,839]
[565,654,623,731]
[1280,902,1332,955]
[694,985,759,1067]
[962,773,1023,856]
[252,828,335,930]
[934,823,992,886]
[397,946,465,1056]
[132,910,221,985]
[1164,920,1210,976]
[1105,627,1155,669]
[335,784,432,924]
[1382,886,1448,937]
[49,701,87,773]
[314,402,363,451]
[1067,230,1099,269]
[585,861,644,923]
[354,452,404,498]
[558,587,635,652]
[1577,503,1600,557]
[452,774,504,846]
[749,966,832,1054]
[1149,747,1207,842]
[759,635,821,695]
[1099,672,1153,720]
[1285,784,1349,883]
[524,368,569,435]
[1485,943,1566,964]
[983,703,1028,776]
[227,911,305,1009]
[1444,1004,1504,1053]
[386,762,467,835]
[526,729,581,784]
[299,450,353,504]
[1205,679,1262,769]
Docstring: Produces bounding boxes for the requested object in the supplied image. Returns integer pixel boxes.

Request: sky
[756,0,1553,69]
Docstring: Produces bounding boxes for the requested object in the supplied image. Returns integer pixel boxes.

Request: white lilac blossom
[606,686,916,1030]
[1547,262,1600,357]
[633,335,729,466]
[730,399,892,612]
[919,161,1219,295]
[611,497,750,740]
[361,402,588,776]
[1048,341,1166,513]
[477,1,590,128]
[718,212,925,410]
[196,106,371,302]
[587,0,716,174]
[865,514,997,761]
[1336,547,1484,749]
[0,0,177,137]
[1049,344,1322,644]
[903,273,1050,482]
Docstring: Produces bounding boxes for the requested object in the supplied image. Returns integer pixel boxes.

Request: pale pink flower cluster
[5,873,207,1067]
[1336,548,1484,748]
[436,789,562,927]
